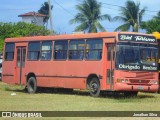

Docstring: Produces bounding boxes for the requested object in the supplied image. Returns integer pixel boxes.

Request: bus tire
[89,77,100,97]
[27,77,37,94]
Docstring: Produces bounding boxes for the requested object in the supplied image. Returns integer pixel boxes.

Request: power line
[143,14,155,17]
[102,5,119,11]
[0,1,158,21]
[102,2,159,13]
[52,1,157,17]
[102,2,122,8]
[145,10,160,13]
[52,0,74,16]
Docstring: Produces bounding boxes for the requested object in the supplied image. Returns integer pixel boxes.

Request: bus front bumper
[114,83,159,92]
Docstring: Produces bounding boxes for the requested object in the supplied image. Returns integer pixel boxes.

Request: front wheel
[27,77,37,94]
[89,77,100,97]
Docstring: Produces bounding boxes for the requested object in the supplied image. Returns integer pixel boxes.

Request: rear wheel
[89,77,100,97]
[27,77,37,94]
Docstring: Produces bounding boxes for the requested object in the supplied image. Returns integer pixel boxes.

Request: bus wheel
[27,77,37,94]
[89,77,100,97]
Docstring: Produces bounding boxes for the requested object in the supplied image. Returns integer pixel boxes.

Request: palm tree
[113,0,146,32]
[38,2,53,28]
[70,0,111,33]
[154,11,160,19]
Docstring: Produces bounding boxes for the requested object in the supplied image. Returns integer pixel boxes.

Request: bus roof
[5,32,155,43]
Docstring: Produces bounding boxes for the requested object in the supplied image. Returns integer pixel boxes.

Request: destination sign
[118,34,156,43]
[117,64,158,71]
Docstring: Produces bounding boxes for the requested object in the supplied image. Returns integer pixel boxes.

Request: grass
[0,81,160,120]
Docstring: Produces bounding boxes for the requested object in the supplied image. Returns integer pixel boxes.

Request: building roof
[18,12,47,17]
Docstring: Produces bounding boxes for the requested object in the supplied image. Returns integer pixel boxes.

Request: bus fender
[26,72,36,82]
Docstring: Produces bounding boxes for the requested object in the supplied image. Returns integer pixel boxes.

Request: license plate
[138,86,144,90]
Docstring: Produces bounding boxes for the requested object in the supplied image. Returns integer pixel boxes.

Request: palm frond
[98,14,111,21]
[95,21,106,32]
[89,23,97,33]
[114,23,130,31]
[113,0,146,32]
[139,7,147,23]
[113,16,128,22]
[69,13,87,24]
[70,0,110,33]
[74,22,89,32]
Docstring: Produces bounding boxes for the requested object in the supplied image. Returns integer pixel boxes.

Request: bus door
[106,44,115,90]
[16,47,26,85]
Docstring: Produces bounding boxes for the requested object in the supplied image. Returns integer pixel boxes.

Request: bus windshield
[116,43,158,70]
[140,47,157,65]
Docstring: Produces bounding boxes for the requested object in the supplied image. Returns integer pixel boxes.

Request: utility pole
[137,12,140,32]
[48,0,53,35]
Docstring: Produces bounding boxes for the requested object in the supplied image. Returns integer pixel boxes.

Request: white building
[18,12,46,26]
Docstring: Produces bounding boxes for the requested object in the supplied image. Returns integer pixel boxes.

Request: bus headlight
[125,79,129,83]
[121,79,125,83]
[149,80,158,85]
[117,79,121,83]
[117,79,129,83]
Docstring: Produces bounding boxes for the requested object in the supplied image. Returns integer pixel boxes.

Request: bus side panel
[63,77,86,89]
[25,61,103,90]
[2,61,15,84]
[36,77,86,89]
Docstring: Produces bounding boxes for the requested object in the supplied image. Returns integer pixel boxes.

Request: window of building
[69,40,85,60]
[28,42,40,60]
[5,43,15,61]
[41,41,52,60]
[86,39,102,60]
[54,40,68,60]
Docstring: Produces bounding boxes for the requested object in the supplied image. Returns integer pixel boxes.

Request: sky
[0,0,160,34]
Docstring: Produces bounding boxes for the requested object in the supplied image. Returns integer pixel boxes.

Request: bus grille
[122,71,156,84]
[129,79,150,84]
[135,72,154,79]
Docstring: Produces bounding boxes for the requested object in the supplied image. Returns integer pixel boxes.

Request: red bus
[2,32,159,97]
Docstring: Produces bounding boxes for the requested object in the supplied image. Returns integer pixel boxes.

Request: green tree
[141,11,160,33]
[113,0,146,32]
[38,2,53,27]
[70,0,111,33]
[0,22,50,52]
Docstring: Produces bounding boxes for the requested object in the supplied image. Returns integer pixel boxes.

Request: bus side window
[86,39,102,60]
[28,42,41,60]
[41,41,52,60]
[69,40,85,60]
[5,43,15,61]
[54,40,68,60]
